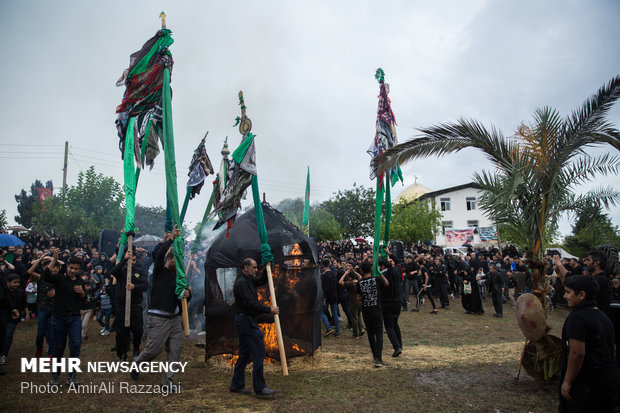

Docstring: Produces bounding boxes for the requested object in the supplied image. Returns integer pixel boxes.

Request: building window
[440,197,451,211]
[466,197,476,210]
[467,220,479,228]
[442,221,453,235]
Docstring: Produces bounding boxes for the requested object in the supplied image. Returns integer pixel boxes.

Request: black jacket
[150,239,190,315]
[232,270,271,319]
[110,260,148,312]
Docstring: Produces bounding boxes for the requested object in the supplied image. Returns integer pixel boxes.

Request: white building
[397,182,496,246]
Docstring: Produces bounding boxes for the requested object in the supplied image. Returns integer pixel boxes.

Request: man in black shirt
[43,249,85,385]
[131,226,190,389]
[320,259,339,337]
[230,258,279,398]
[357,260,389,367]
[380,258,403,357]
[110,248,148,361]
[584,250,613,319]
[560,275,619,412]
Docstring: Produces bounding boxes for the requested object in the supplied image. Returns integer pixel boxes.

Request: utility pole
[62,141,68,190]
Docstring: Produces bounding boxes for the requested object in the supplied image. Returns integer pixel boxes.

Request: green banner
[162,67,188,299]
[251,175,273,266]
[302,166,310,234]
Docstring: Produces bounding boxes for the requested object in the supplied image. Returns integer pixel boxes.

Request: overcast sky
[1,0,619,239]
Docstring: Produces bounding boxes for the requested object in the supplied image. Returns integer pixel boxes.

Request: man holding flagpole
[130,225,190,390]
[230,257,280,398]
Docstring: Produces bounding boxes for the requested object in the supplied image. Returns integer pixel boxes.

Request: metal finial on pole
[221,137,230,158]
[160,12,167,29]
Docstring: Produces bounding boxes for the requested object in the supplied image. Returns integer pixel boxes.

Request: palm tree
[374,75,620,299]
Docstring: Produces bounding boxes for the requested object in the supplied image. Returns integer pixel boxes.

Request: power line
[68,150,85,173]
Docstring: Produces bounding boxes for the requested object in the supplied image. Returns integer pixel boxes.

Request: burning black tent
[204,202,322,360]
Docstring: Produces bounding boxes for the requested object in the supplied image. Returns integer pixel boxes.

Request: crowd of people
[0,230,205,386]
[2,231,620,408]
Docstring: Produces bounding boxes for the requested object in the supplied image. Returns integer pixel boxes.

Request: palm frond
[560,153,620,188]
[374,118,516,174]
[562,75,620,153]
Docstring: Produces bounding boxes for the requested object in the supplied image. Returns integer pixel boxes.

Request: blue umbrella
[0,233,25,247]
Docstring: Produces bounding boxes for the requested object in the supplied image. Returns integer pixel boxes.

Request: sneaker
[49,374,60,386]
[256,387,278,398]
[392,348,402,357]
[0,355,7,365]
[100,327,106,334]
[410,308,419,312]
[374,360,383,368]
[358,331,365,337]
[101,330,110,336]
[323,329,334,337]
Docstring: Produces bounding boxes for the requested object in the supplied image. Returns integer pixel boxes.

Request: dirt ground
[0,297,565,413]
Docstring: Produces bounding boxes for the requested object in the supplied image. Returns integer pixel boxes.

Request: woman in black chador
[462,265,484,315]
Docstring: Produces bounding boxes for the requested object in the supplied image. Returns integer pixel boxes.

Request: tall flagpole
[238,91,288,376]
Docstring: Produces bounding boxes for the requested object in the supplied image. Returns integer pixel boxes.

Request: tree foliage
[375,75,620,260]
[563,203,620,257]
[14,179,55,228]
[275,198,341,242]
[0,209,7,229]
[322,184,376,238]
[31,167,125,242]
[134,204,167,236]
[390,199,442,244]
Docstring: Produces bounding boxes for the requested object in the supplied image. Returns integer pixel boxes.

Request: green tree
[14,179,54,228]
[564,203,620,257]
[309,206,342,242]
[0,209,7,229]
[134,204,167,235]
[322,183,376,238]
[390,199,442,244]
[32,167,125,242]
[275,198,304,227]
[375,75,620,300]
[275,198,342,241]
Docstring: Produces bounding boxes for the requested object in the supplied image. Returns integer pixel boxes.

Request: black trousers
[436,281,450,308]
[361,308,383,362]
[113,308,144,359]
[382,307,402,350]
[491,292,503,316]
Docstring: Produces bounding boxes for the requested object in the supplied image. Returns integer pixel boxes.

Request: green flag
[161,66,188,299]
[302,166,310,235]
[368,68,403,276]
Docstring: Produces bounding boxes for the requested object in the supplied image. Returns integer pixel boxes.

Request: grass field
[0,297,566,413]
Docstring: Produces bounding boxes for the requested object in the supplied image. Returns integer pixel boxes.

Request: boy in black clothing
[0,274,26,365]
[110,248,148,360]
[357,260,389,367]
[43,249,86,385]
[559,275,619,413]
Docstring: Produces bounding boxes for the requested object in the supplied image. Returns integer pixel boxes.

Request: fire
[292,343,303,353]
[259,322,279,358]
[290,243,302,267]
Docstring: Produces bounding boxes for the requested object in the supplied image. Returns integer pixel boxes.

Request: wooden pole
[181,254,194,336]
[124,234,133,328]
[514,338,528,381]
[266,262,288,376]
